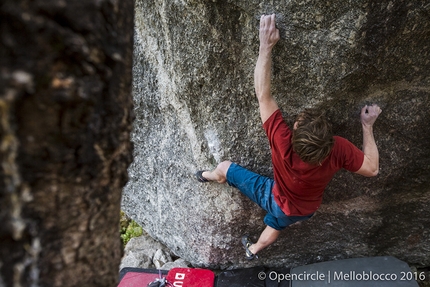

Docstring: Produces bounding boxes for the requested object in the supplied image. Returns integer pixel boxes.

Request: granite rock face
[120,232,190,270]
[123,0,430,268]
[0,0,135,285]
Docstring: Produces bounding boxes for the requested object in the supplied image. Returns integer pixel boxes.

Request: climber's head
[292,109,334,165]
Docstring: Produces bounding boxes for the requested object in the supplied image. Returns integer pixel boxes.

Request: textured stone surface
[120,232,187,270]
[123,0,430,269]
[153,249,173,269]
[160,259,190,271]
[120,251,153,270]
[0,0,135,285]
[123,233,169,258]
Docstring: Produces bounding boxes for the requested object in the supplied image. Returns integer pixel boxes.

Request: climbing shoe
[195,170,209,182]
[241,235,258,260]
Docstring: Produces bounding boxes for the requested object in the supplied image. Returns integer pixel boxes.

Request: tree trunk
[0,0,135,286]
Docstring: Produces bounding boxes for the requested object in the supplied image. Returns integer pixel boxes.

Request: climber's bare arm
[255,14,280,124]
[355,104,382,177]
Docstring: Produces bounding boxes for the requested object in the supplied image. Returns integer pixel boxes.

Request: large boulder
[123,0,430,269]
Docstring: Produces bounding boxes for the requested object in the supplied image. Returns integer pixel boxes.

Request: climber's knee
[215,160,232,183]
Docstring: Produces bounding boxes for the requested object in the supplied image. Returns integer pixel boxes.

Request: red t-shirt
[263,109,364,216]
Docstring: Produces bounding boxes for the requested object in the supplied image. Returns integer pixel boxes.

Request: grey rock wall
[120,232,190,271]
[123,0,430,268]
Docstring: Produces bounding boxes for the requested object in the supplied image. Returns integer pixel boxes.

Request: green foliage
[120,211,143,246]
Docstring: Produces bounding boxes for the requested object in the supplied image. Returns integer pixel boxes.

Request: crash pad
[118,268,168,287]
[290,256,419,287]
[215,266,290,287]
[166,267,215,287]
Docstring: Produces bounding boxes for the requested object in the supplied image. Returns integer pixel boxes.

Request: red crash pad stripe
[118,272,163,287]
[166,267,215,287]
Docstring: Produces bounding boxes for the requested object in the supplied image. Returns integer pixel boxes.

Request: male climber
[195,14,382,260]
